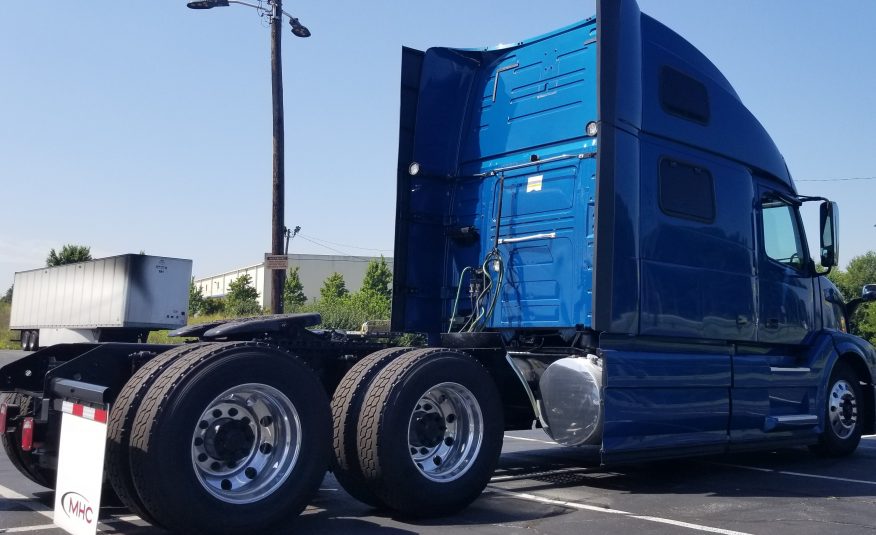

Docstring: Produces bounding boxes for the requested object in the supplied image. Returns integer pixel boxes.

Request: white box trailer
[10,254,192,350]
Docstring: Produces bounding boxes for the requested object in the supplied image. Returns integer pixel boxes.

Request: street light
[187,0,310,315]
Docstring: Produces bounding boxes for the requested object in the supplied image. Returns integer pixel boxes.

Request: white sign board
[265,254,289,270]
[54,403,108,535]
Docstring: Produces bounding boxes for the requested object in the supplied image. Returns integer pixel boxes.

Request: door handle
[764,318,780,330]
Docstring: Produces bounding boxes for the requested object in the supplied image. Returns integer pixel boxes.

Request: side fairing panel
[600,340,731,456]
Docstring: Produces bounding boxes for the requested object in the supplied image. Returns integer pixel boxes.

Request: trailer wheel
[811,361,864,457]
[107,343,208,525]
[20,331,30,351]
[0,393,55,488]
[29,331,39,351]
[356,348,503,517]
[128,342,331,534]
[331,346,413,506]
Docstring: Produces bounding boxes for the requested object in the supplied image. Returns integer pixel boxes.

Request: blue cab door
[730,181,820,445]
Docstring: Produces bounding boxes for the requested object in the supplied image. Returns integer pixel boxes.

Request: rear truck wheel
[29,331,39,351]
[356,348,503,517]
[812,361,863,457]
[331,346,413,506]
[20,331,30,351]
[128,342,331,534]
[0,392,55,488]
[107,343,208,526]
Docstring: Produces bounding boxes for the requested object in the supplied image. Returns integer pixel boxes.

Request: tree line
[188,256,393,330]
[9,243,876,342]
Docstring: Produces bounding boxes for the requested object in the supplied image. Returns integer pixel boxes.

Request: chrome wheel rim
[191,383,301,504]
[407,382,483,483]
[828,379,858,440]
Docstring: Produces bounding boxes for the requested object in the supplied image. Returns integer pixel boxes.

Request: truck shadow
[21,443,875,533]
[487,443,876,500]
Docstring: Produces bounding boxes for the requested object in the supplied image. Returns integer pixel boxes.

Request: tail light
[0,404,7,434]
[21,417,34,452]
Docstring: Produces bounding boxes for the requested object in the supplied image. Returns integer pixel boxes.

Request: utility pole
[270,0,285,315]
[186,0,310,315]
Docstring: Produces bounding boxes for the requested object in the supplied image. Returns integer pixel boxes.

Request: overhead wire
[298,234,393,253]
[796,176,876,182]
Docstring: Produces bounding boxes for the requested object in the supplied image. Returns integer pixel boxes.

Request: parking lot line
[706,462,876,486]
[488,487,753,535]
[1,522,58,533]
[0,515,141,534]
[503,434,557,445]
[0,482,54,521]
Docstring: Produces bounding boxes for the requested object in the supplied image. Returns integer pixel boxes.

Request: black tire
[30,331,39,351]
[128,342,331,534]
[0,393,55,488]
[811,361,864,457]
[356,348,503,517]
[20,331,30,351]
[107,343,208,525]
[331,347,413,506]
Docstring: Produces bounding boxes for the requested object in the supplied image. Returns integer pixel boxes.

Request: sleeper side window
[659,159,715,223]
[761,201,806,270]
[660,66,710,124]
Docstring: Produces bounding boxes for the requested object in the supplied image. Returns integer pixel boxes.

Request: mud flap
[53,400,108,535]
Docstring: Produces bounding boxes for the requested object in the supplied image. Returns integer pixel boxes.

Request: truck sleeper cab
[392,0,876,463]
[1,1,875,533]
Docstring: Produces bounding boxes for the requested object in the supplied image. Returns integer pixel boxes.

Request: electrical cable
[482,252,505,327]
[447,266,473,333]
[299,234,393,253]
[796,176,876,182]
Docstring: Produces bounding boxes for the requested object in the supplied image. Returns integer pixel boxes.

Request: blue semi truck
[2,1,875,533]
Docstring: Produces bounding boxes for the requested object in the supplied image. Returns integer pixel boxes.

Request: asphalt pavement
[2,349,876,534]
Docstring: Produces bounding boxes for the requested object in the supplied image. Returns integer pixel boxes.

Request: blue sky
[1,1,875,290]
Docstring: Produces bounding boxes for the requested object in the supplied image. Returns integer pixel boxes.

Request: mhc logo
[61,491,95,525]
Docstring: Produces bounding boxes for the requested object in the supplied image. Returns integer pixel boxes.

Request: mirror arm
[797,195,829,203]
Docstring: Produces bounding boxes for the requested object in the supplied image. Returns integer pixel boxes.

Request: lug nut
[434,456,442,466]
[199,420,209,429]
[446,414,456,423]
[259,443,273,454]
[419,447,428,455]
[211,461,221,471]
[260,415,273,427]
[228,407,238,417]
[198,453,208,462]
[444,437,454,446]
[221,479,232,491]
[245,467,257,479]
[212,409,222,418]
[194,437,204,446]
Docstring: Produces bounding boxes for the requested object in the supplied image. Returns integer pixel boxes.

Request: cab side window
[761,201,805,270]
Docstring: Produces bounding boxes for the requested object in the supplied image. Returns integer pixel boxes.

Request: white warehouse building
[194,254,393,309]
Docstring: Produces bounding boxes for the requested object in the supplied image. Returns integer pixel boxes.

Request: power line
[296,235,376,261]
[796,176,876,182]
[299,233,392,253]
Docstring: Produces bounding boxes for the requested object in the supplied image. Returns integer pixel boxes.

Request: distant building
[194,254,393,309]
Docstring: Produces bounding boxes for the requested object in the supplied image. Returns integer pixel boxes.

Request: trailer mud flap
[54,400,108,535]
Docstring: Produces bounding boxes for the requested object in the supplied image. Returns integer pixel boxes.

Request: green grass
[147,313,230,344]
[0,302,17,350]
